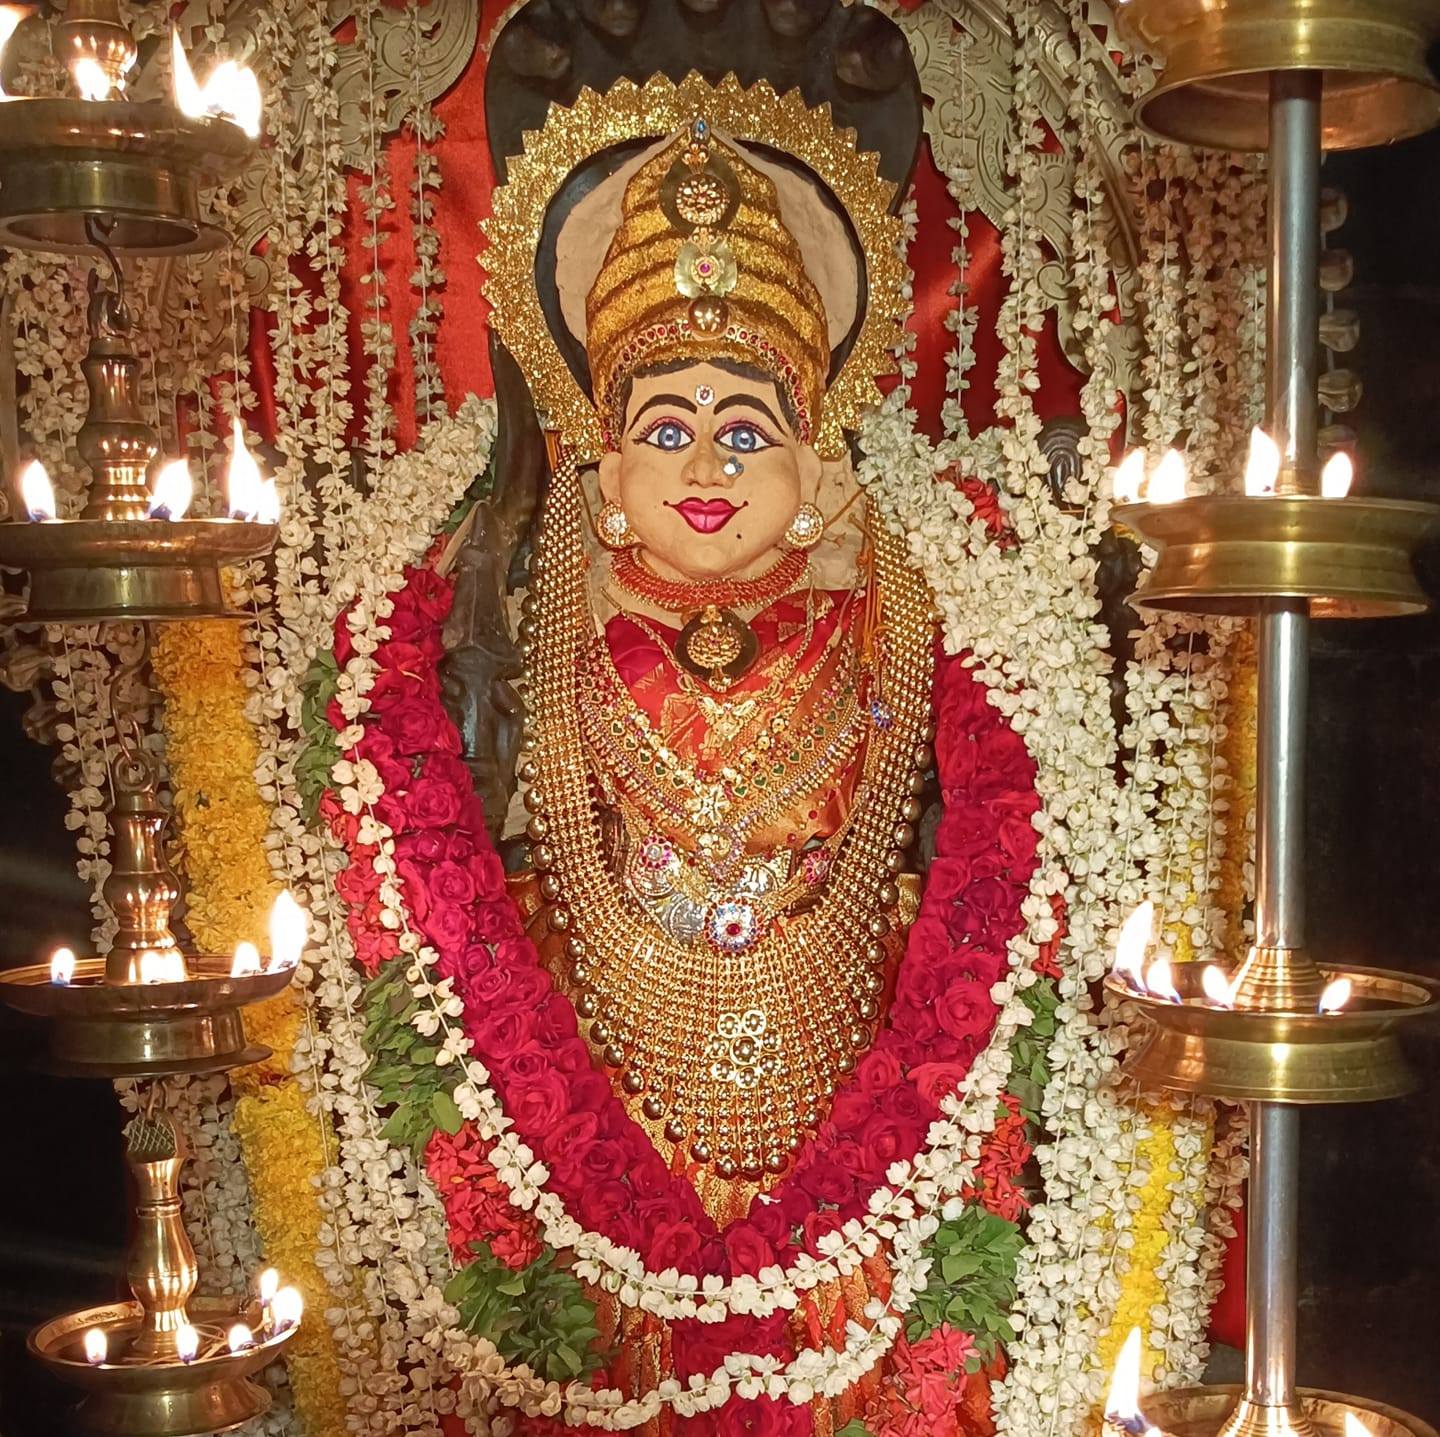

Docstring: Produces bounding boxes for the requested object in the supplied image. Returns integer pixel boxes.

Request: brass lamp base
[1108,965,1439,1103]
[1117,0,1440,150]
[1114,496,1438,619]
[0,956,293,1078]
[1143,1385,1437,1437]
[0,519,277,623]
[30,1297,295,1437]
[0,100,254,257]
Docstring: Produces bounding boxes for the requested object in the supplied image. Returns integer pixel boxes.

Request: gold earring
[784,501,824,551]
[597,500,636,550]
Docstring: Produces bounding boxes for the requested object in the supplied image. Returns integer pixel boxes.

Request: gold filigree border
[481,73,907,463]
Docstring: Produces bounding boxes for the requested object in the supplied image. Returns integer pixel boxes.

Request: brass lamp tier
[0,99,253,257]
[1116,0,1440,151]
[1141,1384,1438,1437]
[0,518,277,622]
[1108,964,1440,1104]
[1114,495,1439,619]
[31,1297,293,1437]
[0,956,292,1077]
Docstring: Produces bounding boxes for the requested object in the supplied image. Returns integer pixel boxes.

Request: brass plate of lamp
[1116,0,1440,152]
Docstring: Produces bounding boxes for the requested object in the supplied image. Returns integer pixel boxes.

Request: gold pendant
[675,605,758,689]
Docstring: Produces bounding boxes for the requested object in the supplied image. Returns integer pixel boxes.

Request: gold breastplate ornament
[519,452,935,1180]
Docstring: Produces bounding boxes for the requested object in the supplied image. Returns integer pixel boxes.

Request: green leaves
[836,1422,878,1437]
[1007,976,1059,1125]
[908,1207,1025,1359]
[444,1247,606,1384]
[295,650,344,825]
[365,966,454,1158]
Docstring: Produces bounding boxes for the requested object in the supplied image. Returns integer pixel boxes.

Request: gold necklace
[520,446,935,1180]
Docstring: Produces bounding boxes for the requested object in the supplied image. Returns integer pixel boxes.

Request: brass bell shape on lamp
[1117,0,1440,151]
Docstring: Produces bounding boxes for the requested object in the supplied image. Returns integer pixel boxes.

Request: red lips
[668,498,746,533]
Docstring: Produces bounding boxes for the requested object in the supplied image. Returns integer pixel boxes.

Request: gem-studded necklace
[522,448,936,1180]
[610,546,808,613]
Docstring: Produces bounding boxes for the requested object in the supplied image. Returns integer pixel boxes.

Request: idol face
[597,360,822,582]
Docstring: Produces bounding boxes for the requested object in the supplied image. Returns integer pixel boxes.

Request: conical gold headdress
[482,75,907,462]
[585,120,829,447]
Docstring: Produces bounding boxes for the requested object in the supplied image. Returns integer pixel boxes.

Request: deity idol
[478,76,1040,1435]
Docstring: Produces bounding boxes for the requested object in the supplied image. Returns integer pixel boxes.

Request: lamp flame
[271,1285,303,1331]
[1146,449,1188,504]
[0,6,32,102]
[50,946,77,984]
[175,1323,199,1364]
[1343,1415,1376,1437]
[1112,902,1154,991]
[227,1323,255,1353]
[256,477,281,525]
[231,940,261,978]
[1244,427,1282,496]
[1321,451,1354,499]
[268,891,306,971]
[149,459,194,521]
[171,28,261,138]
[1200,964,1237,1008]
[71,56,113,101]
[139,948,188,984]
[20,459,56,521]
[83,1327,107,1365]
[1103,1327,1145,1433]
[1145,957,1182,1004]
[1112,450,1147,505]
[1318,977,1353,1014]
[258,1267,279,1303]
[226,419,264,519]
[201,58,262,139]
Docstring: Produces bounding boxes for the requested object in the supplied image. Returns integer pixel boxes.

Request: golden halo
[481,73,907,464]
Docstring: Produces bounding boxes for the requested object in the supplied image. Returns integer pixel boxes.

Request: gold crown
[585,119,829,447]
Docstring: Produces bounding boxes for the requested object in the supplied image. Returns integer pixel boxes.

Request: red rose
[577,1179,631,1229]
[796,1155,854,1206]
[857,1047,904,1091]
[935,978,995,1042]
[397,829,448,863]
[429,860,476,905]
[393,857,432,920]
[405,775,463,829]
[579,1139,629,1184]
[507,1070,571,1133]
[475,1006,539,1055]
[723,1223,776,1276]
[384,695,447,755]
[908,1060,968,1107]
[648,1219,703,1271]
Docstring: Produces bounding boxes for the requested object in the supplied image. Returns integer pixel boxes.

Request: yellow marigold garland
[1095,1095,1181,1382]
[152,619,348,1437]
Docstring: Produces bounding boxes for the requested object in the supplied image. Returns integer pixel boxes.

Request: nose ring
[721,455,745,478]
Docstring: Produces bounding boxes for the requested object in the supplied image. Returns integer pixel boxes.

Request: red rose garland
[322,564,1044,1430]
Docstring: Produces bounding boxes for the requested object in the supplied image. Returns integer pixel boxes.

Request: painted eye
[717,423,776,454]
[640,421,694,452]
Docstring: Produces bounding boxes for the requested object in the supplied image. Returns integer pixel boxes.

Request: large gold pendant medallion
[675,604,758,689]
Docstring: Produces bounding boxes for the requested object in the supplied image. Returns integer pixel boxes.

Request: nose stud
[721,455,744,478]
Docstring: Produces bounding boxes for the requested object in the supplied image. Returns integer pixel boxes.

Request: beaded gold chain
[519,445,935,1179]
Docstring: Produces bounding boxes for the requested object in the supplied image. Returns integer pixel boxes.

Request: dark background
[1,129,1439,1434]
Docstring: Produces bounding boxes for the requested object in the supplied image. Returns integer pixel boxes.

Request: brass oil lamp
[27,1106,302,1437]
[0,0,275,624]
[1105,5,1440,1437]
